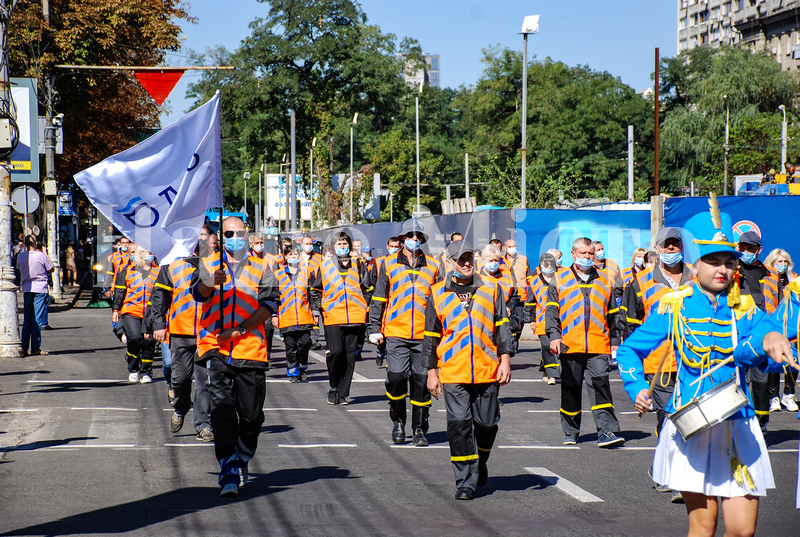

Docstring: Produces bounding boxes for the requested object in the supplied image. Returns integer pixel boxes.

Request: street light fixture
[310,137,317,227]
[723,95,729,195]
[350,112,358,223]
[416,80,423,215]
[520,14,539,210]
[243,171,250,217]
[779,104,787,174]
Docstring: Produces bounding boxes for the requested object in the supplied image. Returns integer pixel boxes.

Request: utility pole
[415,81,422,215]
[723,95,730,196]
[465,153,470,200]
[290,110,296,230]
[654,47,660,196]
[43,0,61,300]
[627,125,634,202]
[0,0,23,357]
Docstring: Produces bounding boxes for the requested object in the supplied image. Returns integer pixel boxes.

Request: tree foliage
[9,0,191,186]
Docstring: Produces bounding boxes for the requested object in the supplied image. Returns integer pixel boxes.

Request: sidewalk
[15,284,84,314]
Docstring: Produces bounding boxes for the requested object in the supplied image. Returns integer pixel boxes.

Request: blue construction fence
[300,196,800,270]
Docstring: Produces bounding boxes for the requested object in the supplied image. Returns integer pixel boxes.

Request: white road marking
[309,350,370,381]
[71,407,138,412]
[498,445,580,450]
[165,443,213,447]
[263,408,318,412]
[390,444,449,449]
[0,408,40,412]
[768,448,800,453]
[512,378,622,383]
[28,379,122,384]
[278,443,357,448]
[49,444,136,449]
[346,409,385,412]
[617,446,656,451]
[525,467,604,503]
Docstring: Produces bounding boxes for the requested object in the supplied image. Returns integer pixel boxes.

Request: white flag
[75,91,223,265]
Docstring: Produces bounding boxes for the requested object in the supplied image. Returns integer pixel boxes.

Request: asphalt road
[1,303,798,536]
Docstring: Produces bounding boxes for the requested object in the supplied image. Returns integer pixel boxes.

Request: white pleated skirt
[652,416,774,497]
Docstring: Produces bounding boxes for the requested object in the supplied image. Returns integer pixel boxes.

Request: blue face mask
[335,247,350,257]
[287,257,300,266]
[542,267,556,275]
[451,262,470,278]
[225,237,247,253]
[144,254,155,263]
[573,257,594,270]
[660,252,683,267]
[404,239,421,252]
[595,251,605,261]
[364,255,372,261]
[388,247,400,255]
[776,264,789,274]
[485,261,500,273]
[739,252,756,265]
[634,257,644,268]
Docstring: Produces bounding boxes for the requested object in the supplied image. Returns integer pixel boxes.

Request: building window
[690,14,698,26]
[680,17,688,30]
[711,7,720,19]
[699,10,709,23]
[722,2,731,15]
[681,0,688,8]
[430,72,440,87]
[430,56,439,71]
[736,0,744,11]
[680,39,689,51]
[713,28,721,41]
[701,33,709,44]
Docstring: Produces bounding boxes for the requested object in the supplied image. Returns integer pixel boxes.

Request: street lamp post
[416,80,422,215]
[310,137,317,228]
[779,104,788,174]
[723,95,730,196]
[520,15,540,210]
[243,172,249,218]
[350,112,358,224]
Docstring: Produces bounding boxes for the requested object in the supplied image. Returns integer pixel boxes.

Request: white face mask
[252,244,264,253]
[302,244,314,253]
[507,247,517,256]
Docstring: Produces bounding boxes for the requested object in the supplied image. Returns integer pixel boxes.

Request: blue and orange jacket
[274,264,315,332]
[113,262,159,319]
[148,256,201,338]
[309,257,370,326]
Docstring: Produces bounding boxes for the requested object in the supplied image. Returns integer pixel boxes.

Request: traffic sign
[11,185,40,214]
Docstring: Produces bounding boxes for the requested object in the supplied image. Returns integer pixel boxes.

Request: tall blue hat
[682,193,742,263]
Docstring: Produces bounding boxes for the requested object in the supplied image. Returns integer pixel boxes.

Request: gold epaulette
[732,294,757,320]
[656,286,694,314]
[727,279,741,308]
[786,279,800,296]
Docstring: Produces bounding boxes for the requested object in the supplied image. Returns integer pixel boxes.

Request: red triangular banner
[134,70,185,106]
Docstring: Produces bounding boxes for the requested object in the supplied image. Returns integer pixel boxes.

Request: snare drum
[669,377,749,441]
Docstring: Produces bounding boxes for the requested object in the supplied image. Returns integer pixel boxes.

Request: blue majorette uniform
[617,202,787,497]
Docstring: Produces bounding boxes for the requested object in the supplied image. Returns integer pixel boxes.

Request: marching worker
[439,232,463,274]
[424,240,513,501]
[593,240,622,286]
[616,202,798,537]
[112,245,158,384]
[372,236,402,367]
[106,237,132,341]
[479,244,523,349]
[368,219,440,446]
[148,246,214,441]
[621,247,648,288]
[503,238,533,348]
[736,231,782,432]
[300,235,324,351]
[529,253,560,385]
[764,248,798,411]
[621,228,694,437]
[310,231,371,405]
[546,237,624,448]
[191,216,280,498]
[273,246,317,383]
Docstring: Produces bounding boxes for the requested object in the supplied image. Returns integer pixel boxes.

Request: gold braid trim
[656,286,694,315]
[727,279,741,308]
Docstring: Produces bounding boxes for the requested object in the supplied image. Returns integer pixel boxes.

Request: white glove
[369,333,384,345]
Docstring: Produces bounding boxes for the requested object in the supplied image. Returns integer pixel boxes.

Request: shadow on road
[0,466,352,536]
[479,472,553,495]
[262,424,294,434]
[0,370,50,377]
[0,436,98,454]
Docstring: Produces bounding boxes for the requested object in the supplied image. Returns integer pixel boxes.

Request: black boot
[411,405,429,446]
[389,399,407,444]
[392,419,406,444]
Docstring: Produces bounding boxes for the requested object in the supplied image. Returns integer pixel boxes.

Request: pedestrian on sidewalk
[17,235,54,356]
[113,245,159,384]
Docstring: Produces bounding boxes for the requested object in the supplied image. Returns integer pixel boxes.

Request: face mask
[634,257,644,268]
[252,244,264,253]
[287,257,300,266]
[595,251,605,261]
[776,264,789,274]
[573,257,594,270]
[659,252,683,267]
[302,244,314,253]
[388,247,400,255]
[364,255,372,261]
[404,239,421,252]
[542,267,556,275]
[225,237,247,253]
[507,247,517,256]
[450,261,470,278]
[335,247,350,257]
[485,261,500,272]
[144,254,155,263]
[739,252,756,265]
[556,258,562,267]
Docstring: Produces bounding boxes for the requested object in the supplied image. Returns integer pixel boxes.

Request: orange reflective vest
[161,258,200,337]
[197,254,269,362]
[430,279,500,384]
[479,267,515,305]
[120,264,159,319]
[597,258,620,286]
[300,252,323,274]
[530,273,549,336]
[761,266,781,314]
[320,258,367,325]
[621,266,635,288]
[381,255,438,339]
[554,269,612,354]
[274,265,314,330]
[504,255,531,301]
[634,266,679,373]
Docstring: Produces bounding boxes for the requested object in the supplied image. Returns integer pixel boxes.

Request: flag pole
[218,207,225,331]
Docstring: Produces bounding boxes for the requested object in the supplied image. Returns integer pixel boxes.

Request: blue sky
[159,0,677,125]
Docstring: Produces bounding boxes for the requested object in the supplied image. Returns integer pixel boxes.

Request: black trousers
[559,353,619,436]
[207,353,266,487]
[324,324,365,398]
[385,337,431,431]
[284,330,311,376]
[170,336,197,418]
[443,382,500,491]
[537,334,561,378]
[645,372,676,436]
[122,313,154,375]
[767,371,797,397]
[748,368,770,427]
